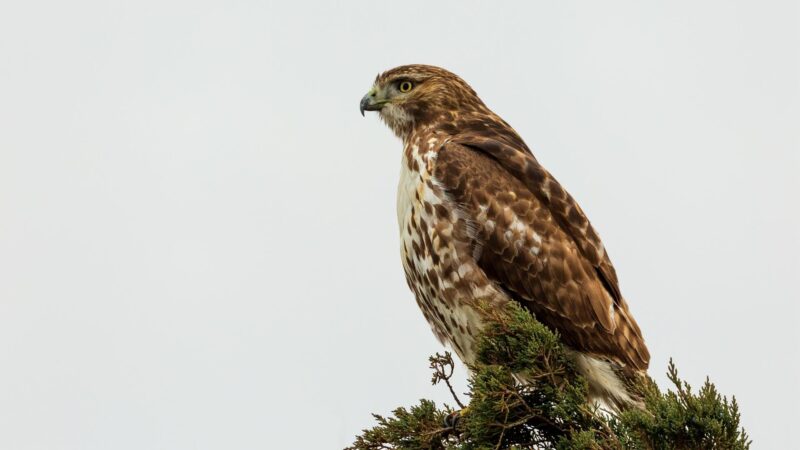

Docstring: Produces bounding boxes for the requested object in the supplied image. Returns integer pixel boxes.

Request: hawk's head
[360,65,488,140]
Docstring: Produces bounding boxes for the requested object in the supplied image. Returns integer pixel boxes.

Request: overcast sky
[1,1,798,448]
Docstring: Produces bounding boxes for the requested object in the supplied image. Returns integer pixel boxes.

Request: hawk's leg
[443,407,469,430]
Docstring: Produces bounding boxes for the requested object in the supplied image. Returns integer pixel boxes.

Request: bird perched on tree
[360,65,649,411]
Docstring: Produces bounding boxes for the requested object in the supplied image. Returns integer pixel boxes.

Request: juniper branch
[348,303,750,450]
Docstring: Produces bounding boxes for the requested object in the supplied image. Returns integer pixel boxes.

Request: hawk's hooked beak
[360,88,383,116]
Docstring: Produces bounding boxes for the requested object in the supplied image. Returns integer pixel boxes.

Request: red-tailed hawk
[360,65,649,410]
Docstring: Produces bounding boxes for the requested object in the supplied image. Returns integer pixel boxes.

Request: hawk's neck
[402,126,453,173]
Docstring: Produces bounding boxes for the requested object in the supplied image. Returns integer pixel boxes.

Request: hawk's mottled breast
[396,129,502,364]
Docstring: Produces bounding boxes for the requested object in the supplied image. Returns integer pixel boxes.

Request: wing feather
[434,138,649,371]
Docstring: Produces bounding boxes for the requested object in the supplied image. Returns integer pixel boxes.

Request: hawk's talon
[443,407,469,430]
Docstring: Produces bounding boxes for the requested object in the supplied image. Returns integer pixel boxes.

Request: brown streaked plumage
[361,64,649,410]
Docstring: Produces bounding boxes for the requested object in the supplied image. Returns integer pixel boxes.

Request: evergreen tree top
[347,304,750,450]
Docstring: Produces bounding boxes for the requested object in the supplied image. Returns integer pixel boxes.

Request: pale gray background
[1,0,798,448]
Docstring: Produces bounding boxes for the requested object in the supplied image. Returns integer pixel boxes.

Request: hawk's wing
[434,137,649,371]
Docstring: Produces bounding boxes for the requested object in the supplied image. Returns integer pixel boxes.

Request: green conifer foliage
[347,303,750,450]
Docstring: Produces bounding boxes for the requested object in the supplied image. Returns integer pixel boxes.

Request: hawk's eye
[399,81,413,93]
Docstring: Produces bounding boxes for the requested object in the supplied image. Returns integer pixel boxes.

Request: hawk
[360,65,649,410]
